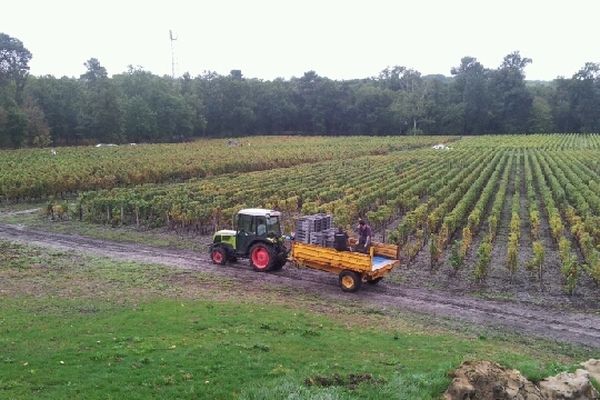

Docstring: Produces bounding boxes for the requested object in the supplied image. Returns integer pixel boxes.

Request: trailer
[210,208,401,293]
[289,240,400,292]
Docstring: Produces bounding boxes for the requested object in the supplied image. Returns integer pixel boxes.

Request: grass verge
[0,203,205,251]
[0,240,596,399]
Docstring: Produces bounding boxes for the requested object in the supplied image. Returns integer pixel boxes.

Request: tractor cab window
[254,216,280,237]
[255,217,267,236]
[237,214,252,233]
[266,216,281,236]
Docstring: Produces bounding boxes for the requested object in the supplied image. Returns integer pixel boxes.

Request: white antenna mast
[169,29,178,79]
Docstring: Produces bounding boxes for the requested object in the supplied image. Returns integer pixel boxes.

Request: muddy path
[0,207,41,217]
[1,222,599,348]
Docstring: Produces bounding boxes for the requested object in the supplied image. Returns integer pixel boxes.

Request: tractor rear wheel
[249,243,276,272]
[339,270,362,292]
[210,247,227,265]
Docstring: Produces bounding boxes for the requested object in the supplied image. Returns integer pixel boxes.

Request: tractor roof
[238,208,281,217]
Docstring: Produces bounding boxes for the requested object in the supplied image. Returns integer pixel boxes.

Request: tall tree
[349,84,395,134]
[22,97,51,146]
[4,37,600,148]
[529,96,553,133]
[386,68,428,134]
[293,71,326,133]
[571,62,600,132]
[451,57,492,134]
[0,33,32,105]
[78,58,122,142]
[490,51,533,133]
[0,105,26,147]
[0,33,33,147]
[25,76,83,145]
[378,66,407,91]
[248,78,297,134]
[420,75,461,134]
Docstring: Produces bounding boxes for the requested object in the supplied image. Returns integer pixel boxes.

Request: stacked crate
[322,228,337,248]
[294,216,317,243]
[309,232,323,246]
[295,213,333,245]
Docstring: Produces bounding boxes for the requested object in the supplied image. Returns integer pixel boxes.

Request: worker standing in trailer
[357,218,372,253]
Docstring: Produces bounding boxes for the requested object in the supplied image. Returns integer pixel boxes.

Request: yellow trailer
[289,240,400,292]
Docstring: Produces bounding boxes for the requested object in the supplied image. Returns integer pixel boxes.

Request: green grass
[0,241,595,399]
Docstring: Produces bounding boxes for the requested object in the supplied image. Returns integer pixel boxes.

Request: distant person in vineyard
[357,218,372,253]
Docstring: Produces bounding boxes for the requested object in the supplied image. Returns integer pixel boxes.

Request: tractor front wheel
[339,270,362,292]
[249,243,276,272]
[210,247,227,265]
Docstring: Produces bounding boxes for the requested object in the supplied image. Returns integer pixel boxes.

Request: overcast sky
[2,0,598,81]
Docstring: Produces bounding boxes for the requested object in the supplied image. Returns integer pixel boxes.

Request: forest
[1,32,599,148]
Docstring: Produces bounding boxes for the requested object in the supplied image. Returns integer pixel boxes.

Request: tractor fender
[210,242,235,257]
[247,239,287,256]
[247,239,275,250]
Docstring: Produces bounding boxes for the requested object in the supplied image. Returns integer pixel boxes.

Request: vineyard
[3,133,600,298]
[0,135,453,201]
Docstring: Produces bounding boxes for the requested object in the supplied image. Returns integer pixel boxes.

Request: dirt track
[1,222,599,348]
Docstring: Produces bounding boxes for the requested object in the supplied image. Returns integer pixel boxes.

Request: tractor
[209,208,288,271]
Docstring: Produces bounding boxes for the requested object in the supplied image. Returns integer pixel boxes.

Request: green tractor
[209,208,289,272]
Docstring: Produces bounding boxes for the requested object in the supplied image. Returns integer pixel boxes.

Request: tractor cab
[210,208,288,272]
[234,208,282,253]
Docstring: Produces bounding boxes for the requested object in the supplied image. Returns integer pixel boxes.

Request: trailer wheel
[250,243,276,272]
[367,277,383,285]
[210,247,227,265]
[339,270,362,292]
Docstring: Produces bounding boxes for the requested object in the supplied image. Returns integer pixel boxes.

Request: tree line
[1,32,599,148]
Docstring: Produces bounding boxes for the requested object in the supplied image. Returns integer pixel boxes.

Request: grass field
[0,208,207,251]
[0,240,593,399]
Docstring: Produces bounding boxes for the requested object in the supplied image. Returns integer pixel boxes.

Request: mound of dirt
[582,359,600,383]
[444,361,600,400]
[443,360,543,400]
[539,369,598,400]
